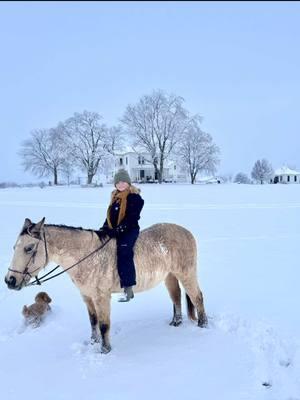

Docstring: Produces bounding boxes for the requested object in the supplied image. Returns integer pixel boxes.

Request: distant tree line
[19,89,220,185]
[233,158,274,184]
[19,111,122,185]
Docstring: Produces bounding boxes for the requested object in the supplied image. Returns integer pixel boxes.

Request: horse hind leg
[177,275,207,327]
[165,273,182,326]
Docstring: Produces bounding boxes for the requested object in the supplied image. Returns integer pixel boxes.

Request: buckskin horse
[5,218,207,353]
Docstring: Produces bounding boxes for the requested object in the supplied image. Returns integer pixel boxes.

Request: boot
[118,286,134,302]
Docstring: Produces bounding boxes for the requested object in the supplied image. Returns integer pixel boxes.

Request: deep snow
[0,183,299,400]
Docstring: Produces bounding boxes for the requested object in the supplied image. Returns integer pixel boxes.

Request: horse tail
[185,293,197,321]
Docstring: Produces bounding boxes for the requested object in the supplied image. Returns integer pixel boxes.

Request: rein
[9,227,111,287]
[27,236,112,287]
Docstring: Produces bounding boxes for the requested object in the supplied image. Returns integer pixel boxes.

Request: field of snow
[0,183,299,400]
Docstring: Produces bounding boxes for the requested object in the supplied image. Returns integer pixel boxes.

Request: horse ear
[20,218,33,235]
[31,217,45,235]
[23,218,32,230]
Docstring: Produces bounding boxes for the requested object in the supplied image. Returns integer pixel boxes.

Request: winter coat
[102,191,144,237]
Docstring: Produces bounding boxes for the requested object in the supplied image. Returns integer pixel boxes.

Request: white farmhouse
[108,151,188,183]
[271,166,300,184]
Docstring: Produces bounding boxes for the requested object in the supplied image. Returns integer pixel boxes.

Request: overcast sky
[1,1,300,183]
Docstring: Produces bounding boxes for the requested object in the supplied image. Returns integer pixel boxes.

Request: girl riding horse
[98,169,144,302]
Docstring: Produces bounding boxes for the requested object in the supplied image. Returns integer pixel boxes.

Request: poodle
[22,292,52,327]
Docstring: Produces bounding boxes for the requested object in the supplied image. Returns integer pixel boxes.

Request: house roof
[274,166,300,176]
[118,145,146,154]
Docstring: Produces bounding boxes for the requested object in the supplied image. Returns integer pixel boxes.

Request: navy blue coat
[101,192,144,288]
[102,192,144,237]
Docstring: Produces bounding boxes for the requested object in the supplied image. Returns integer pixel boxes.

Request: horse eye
[24,244,35,254]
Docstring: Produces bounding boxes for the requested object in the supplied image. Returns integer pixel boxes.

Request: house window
[126,157,128,165]
[295,176,297,182]
[142,157,145,164]
[138,156,141,165]
[287,175,290,182]
[120,158,123,166]
[280,176,283,182]
[174,165,176,170]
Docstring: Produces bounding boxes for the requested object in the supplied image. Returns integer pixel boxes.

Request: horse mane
[45,224,109,243]
[20,222,109,243]
[45,224,96,233]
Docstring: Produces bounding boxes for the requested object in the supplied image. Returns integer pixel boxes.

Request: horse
[4,218,207,353]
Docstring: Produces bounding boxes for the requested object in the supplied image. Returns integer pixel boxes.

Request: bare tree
[121,89,190,183]
[19,126,68,185]
[61,160,74,186]
[63,111,108,184]
[100,125,126,176]
[251,159,273,184]
[177,118,220,184]
[220,173,233,183]
[104,125,125,156]
[234,172,251,184]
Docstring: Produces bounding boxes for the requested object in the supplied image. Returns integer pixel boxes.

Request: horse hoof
[90,337,101,345]
[101,344,112,354]
[169,318,182,327]
[198,314,208,328]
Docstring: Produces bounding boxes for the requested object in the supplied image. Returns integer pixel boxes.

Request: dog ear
[22,305,29,317]
[44,293,52,303]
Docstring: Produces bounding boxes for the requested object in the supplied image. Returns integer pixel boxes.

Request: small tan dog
[22,292,52,328]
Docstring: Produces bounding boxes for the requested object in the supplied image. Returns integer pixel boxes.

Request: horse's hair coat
[6,219,207,352]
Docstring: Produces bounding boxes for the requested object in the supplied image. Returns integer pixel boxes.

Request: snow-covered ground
[0,183,299,400]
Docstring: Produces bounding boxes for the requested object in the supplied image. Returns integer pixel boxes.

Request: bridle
[8,228,49,287]
[8,227,111,287]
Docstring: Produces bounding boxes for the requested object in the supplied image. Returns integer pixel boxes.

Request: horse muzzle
[4,275,23,290]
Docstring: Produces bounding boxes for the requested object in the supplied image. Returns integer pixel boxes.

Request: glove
[106,224,128,238]
[106,228,117,238]
[100,224,128,239]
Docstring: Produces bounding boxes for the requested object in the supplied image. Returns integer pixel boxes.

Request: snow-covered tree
[104,125,125,156]
[61,160,74,186]
[220,173,233,183]
[63,111,108,184]
[19,125,69,185]
[121,89,190,183]
[251,159,273,184]
[177,118,220,184]
[234,172,251,184]
[100,125,126,176]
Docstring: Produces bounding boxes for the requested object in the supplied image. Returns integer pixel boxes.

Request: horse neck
[44,225,96,266]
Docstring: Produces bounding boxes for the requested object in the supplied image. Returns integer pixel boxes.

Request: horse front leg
[82,294,100,344]
[94,293,112,354]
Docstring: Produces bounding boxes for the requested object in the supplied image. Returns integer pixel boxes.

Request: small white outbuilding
[271,166,300,184]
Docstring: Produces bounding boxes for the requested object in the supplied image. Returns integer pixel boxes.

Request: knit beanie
[114,169,132,186]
